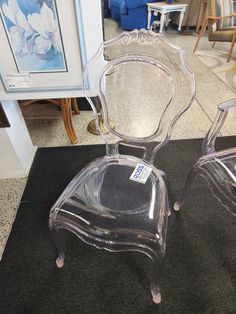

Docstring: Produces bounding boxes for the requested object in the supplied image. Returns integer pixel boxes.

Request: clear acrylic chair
[49,29,195,303]
[174,99,236,216]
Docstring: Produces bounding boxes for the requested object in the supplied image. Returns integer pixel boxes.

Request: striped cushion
[216,0,234,29]
[234,1,236,25]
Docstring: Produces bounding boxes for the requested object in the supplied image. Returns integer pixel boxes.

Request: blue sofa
[121,0,160,30]
[110,0,162,31]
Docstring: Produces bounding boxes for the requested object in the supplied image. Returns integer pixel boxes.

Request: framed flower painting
[0,0,103,94]
[0,0,67,73]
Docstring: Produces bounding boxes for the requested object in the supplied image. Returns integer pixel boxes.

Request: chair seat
[209,27,236,41]
[50,155,169,257]
[196,148,236,210]
[200,148,236,177]
[174,99,236,217]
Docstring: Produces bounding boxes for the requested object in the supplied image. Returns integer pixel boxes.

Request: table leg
[60,98,78,144]
[159,12,165,33]
[147,9,152,29]
[178,9,185,32]
[165,12,170,27]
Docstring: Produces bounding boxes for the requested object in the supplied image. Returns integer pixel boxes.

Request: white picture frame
[0,0,95,93]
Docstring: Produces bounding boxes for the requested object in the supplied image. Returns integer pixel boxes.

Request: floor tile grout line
[194,50,236,95]
[195,97,224,137]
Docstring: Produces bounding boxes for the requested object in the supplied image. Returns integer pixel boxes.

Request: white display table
[147,2,188,33]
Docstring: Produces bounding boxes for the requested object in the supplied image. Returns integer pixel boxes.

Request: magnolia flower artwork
[0,0,67,72]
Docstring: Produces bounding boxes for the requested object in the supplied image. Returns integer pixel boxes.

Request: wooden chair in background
[19,98,80,144]
[194,0,236,62]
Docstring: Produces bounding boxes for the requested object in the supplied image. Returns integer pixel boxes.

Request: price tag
[6,72,32,89]
[212,23,217,32]
[130,163,152,184]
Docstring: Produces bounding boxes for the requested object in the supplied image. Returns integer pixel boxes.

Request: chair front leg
[174,167,197,211]
[193,17,209,53]
[227,30,236,63]
[51,228,66,268]
[71,98,80,115]
[151,254,165,304]
[60,98,78,144]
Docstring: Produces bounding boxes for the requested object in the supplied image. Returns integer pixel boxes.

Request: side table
[147,2,188,33]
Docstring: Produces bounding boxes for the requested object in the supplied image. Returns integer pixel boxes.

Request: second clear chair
[174,99,236,216]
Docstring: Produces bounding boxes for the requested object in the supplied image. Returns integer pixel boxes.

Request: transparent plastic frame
[174,98,236,216]
[49,29,195,304]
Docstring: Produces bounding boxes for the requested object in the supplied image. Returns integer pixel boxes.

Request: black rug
[0,138,235,314]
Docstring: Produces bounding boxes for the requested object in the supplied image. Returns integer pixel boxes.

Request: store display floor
[0,18,235,259]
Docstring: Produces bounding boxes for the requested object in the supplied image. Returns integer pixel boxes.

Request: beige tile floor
[0,18,235,259]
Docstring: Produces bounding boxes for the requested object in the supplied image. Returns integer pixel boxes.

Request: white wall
[79,0,104,63]
[0,101,36,178]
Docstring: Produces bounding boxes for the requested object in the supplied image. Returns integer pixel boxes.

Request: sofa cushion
[216,0,234,29]
[120,1,128,15]
[125,0,157,9]
[110,0,122,9]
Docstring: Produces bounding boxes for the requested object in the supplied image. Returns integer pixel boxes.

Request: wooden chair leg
[196,0,204,34]
[227,31,236,63]
[196,0,208,34]
[71,98,80,115]
[193,17,208,53]
[59,98,78,144]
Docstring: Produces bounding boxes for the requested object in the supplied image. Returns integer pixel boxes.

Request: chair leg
[161,171,172,216]
[174,167,197,211]
[195,0,204,34]
[193,17,208,53]
[151,255,164,304]
[196,0,208,34]
[59,98,78,144]
[51,229,66,268]
[227,31,236,63]
[212,41,216,48]
[71,98,80,115]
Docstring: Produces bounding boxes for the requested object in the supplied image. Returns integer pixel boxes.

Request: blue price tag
[130,163,152,184]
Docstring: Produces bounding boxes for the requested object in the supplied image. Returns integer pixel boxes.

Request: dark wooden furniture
[0,103,10,128]
[19,98,80,144]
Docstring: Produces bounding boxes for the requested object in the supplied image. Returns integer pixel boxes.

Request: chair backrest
[208,0,234,31]
[83,29,195,164]
[203,98,236,155]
